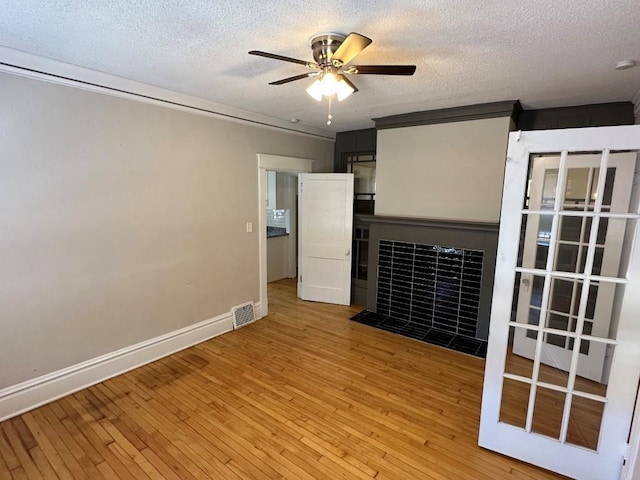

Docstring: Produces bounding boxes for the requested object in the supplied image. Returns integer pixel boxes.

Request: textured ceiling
[1,0,639,133]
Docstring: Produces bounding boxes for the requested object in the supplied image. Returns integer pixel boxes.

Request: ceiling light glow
[306,71,354,102]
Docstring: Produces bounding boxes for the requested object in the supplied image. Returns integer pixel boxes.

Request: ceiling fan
[249,32,416,125]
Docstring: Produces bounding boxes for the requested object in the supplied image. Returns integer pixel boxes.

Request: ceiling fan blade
[249,50,319,69]
[339,75,359,94]
[348,65,416,75]
[331,32,372,66]
[269,73,315,85]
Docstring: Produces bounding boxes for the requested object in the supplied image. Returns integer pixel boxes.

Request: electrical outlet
[246,222,253,233]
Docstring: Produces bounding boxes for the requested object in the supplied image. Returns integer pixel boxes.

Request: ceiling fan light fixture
[251,31,415,125]
[305,79,324,101]
[305,72,338,100]
[319,71,340,96]
[306,72,354,101]
[335,76,355,101]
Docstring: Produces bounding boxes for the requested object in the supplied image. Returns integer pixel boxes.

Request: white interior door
[479,126,640,480]
[298,173,354,305]
[513,153,635,382]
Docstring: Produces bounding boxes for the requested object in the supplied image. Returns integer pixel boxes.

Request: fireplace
[351,215,498,357]
[377,240,483,336]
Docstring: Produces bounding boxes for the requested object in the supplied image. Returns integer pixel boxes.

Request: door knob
[346,249,351,257]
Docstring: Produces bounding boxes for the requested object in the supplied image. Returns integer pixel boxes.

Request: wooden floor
[0,278,568,479]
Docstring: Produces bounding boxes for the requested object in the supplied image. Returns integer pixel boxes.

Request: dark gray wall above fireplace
[363,215,499,340]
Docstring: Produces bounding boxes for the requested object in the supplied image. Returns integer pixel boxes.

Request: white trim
[257,154,314,318]
[511,125,640,152]
[623,387,640,480]
[0,302,259,422]
[258,154,315,172]
[0,46,334,141]
[632,87,640,125]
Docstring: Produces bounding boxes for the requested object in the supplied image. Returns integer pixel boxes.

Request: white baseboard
[0,302,260,422]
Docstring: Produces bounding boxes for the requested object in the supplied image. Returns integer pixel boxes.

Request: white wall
[0,71,333,389]
[375,117,512,222]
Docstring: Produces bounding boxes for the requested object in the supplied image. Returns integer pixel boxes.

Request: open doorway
[266,171,298,283]
[256,154,313,319]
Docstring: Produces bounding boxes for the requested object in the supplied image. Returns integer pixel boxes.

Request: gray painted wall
[0,71,333,389]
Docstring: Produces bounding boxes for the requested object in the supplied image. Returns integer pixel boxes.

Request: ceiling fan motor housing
[309,33,346,67]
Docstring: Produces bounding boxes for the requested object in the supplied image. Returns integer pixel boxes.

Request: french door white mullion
[585,167,596,210]
[514,267,629,284]
[557,240,592,247]
[570,168,596,331]
[558,149,611,443]
[536,381,572,395]
[524,150,570,434]
[508,321,620,347]
[503,375,609,403]
[572,390,609,403]
[503,373,533,384]
[523,210,639,219]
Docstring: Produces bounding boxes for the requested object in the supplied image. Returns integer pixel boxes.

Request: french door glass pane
[559,215,583,242]
[589,167,616,207]
[537,355,570,388]
[505,326,536,379]
[541,168,559,209]
[563,167,591,204]
[531,387,566,439]
[575,344,611,397]
[500,378,530,428]
[567,395,605,450]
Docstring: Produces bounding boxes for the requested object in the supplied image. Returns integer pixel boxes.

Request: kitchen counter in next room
[267,226,288,238]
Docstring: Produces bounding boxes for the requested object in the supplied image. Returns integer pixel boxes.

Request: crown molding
[373,100,521,130]
[0,46,335,141]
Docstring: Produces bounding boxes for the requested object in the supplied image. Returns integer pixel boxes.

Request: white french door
[513,153,635,382]
[479,126,640,480]
[297,173,354,305]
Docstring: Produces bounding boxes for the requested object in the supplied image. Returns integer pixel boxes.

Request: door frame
[256,154,314,319]
[479,125,640,480]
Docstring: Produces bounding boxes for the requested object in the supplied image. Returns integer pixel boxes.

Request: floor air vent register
[232,302,256,329]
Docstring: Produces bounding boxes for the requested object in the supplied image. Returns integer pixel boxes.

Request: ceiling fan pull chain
[327,96,333,126]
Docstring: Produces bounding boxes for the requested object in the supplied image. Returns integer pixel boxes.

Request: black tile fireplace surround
[355,215,499,356]
[377,240,483,336]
